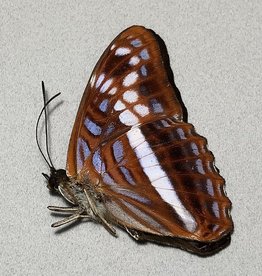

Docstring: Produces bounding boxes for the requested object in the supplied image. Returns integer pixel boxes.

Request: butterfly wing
[96,121,232,241]
[67,26,183,176]
[66,26,233,243]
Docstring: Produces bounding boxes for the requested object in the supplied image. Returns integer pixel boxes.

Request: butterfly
[38,25,233,256]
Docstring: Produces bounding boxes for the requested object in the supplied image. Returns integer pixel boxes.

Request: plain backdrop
[1,1,261,275]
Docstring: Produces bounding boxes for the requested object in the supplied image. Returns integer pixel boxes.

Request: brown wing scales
[67,26,183,175]
[66,26,233,245]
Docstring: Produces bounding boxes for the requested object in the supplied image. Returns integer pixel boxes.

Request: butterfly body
[44,25,233,255]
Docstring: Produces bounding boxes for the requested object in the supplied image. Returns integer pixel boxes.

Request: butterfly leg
[48,206,79,213]
[83,188,117,237]
[51,213,82,227]
[48,206,91,227]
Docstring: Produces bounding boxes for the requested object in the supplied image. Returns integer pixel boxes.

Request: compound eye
[45,169,68,191]
[48,176,59,191]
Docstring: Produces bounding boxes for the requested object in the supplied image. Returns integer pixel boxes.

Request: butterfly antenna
[42,81,55,168]
[36,81,61,169]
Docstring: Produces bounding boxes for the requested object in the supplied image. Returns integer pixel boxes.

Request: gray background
[1,1,261,275]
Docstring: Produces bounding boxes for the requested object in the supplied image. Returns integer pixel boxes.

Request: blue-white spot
[150,99,164,113]
[195,159,205,174]
[95,73,105,88]
[92,150,105,173]
[76,144,83,170]
[77,138,91,171]
[212,202,220,218]
[84,118,101,136]
[120,166,136,185]
[99,99,109,112]
[100,79,113,93]
[79,138,90,158]
[113,140,124,163]
[140,49,149,60]
[177,128,186,139]
[191,142,199,155]
[206,179,214,196]
[105,122,115,136]
[103,173,115,185]
[131,39,142,47]
[140,65,147,76]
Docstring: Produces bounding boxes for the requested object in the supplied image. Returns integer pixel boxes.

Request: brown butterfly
[37,26,233,256]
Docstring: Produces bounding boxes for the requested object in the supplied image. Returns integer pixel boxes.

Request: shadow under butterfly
[37,26,233,256]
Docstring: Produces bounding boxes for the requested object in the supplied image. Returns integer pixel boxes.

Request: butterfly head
[42,168,77,205]
[43,168,67,191]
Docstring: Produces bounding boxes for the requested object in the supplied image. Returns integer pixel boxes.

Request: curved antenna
[36,81,61,169]
[42,81,55,168]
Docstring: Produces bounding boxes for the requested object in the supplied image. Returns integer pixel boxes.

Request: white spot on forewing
[108,87,117,95]
[150,99,163,113]
[119,110,139,126]
[126,127,197,232]
[140,49,149,60]
[114,100,126,111]
[134,104,149,117]
[115,47,131,56]
[129,56,140,66]
[140,65,147,76]
[123,90,138,103]
[123,72,138,87]
[131,39,142,47]
[96,73,105,88]
[100,78,113,93]
[90,74,96,88]
[110,44,116,50]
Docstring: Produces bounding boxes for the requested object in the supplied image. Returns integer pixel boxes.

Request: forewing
[67,26,183,176]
